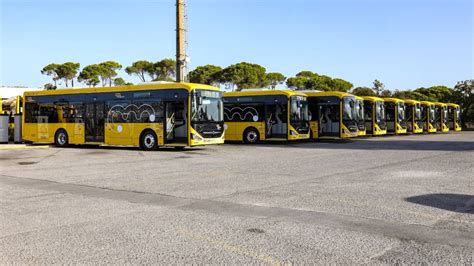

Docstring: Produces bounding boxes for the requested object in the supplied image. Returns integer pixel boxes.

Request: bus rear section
[22,83,224,150]
[223,90,310,144]
[447,103,462,132]
[361,96,386,136]
[434,103,449,133]
[404,100,423,134]
[420,101,436,133]
[355,96,366,136]
[305,91,358,140]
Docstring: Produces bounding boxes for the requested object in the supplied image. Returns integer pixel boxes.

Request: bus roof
[420,101,435,105]
[224,89,307,98]
[303,91,355,98]
[360,96,384,102]
[434,102,448,107]
[446,103,460,107]
[23,82,220,97]
[383,98,404,103]
[404,99,421,104]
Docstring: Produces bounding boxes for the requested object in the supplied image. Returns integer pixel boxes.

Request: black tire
[55,129,69,147]
[243,128,260,144]
[140,130,158,151]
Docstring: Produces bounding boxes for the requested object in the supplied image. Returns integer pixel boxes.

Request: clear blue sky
[0,0,472,90]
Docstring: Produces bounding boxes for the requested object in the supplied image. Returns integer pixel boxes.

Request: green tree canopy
[78,64,102,87]
[146,59,176,81]
[41,63,61,87]
[452,80,474,128]
[391,90,431,101]
[125,60,153,82]
[98,61,122,86]
[113,77,127,86]
[43,83,57,90]
[266,72,286,90]
[413,86,453,102]
[188,65,222,86]
[380,90,392,97]
[351,87,376,96]
[286,71,352,92]
[373,79,385,96]
[57,62,80,87]
[218,62,268,91]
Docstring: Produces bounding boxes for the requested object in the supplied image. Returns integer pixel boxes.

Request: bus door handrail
[167,112,176,138]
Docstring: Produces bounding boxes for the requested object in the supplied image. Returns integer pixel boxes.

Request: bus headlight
[290,130,298,137]
[191,133,203,142]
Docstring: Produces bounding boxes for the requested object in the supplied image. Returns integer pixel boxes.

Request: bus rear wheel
[140,130,158,151]
[243,128,259,144]
[55,129,69,147]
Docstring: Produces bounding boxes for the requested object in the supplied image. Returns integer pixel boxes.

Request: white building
[0,86,42,99]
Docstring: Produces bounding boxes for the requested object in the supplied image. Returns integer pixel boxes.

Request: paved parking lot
[0,132,473,264]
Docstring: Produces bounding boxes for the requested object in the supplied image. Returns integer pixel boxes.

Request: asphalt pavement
[0,132,473,264]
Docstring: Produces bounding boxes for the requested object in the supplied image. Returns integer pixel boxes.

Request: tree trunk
[72,79,74,88]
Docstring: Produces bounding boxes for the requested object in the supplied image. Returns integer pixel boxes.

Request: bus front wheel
[243,128,259,144]
[55,129,69,147]
[140,130,158,151]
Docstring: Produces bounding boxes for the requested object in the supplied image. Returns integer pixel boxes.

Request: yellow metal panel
[22,123,85,144]
[304,91,355,99]
[23,83,221,97]
[224,122,265,142]
[309,121,318,139]
[105,123,164,146]
[224,90,306,98]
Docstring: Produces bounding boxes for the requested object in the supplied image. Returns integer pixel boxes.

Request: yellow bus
[434,102,449,133]
[361,96,387,136]
[420,101,436,133]
[447,103,462,131]
[404,99,423,134]
[304,91,358,139]
[223,90,310,143]
[22,83,225,150]
[384,98,407,134]
[355,96,366,136]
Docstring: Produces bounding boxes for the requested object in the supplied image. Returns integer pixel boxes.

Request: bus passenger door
[85,102,105,143]
[165,101,187,144]
[364,102,373,134]
[265,103,286,139]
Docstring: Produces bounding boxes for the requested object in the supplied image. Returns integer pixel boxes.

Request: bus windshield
[355,100,364,122]
[443,106,448,123]
[415,104,421,120]
[191,90,223,122]
[376,101,385,122]
[398,103,406,122]
[455,107,461,123]
[429,106,435,123]
[290,96,309,122]
[343,97,357,123]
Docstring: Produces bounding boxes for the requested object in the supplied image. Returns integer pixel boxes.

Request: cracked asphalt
[0,132,473,264]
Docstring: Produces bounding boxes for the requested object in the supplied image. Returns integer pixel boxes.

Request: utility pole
[176,0,188,82]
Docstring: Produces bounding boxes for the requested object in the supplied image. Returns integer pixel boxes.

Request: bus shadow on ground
[287,139,474,152]
[51,145,207,153]
[405,194,474,214]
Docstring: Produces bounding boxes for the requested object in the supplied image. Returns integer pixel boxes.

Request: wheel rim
[144,134,155,149]
[57,133,66,145]
[247,131,258,143]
